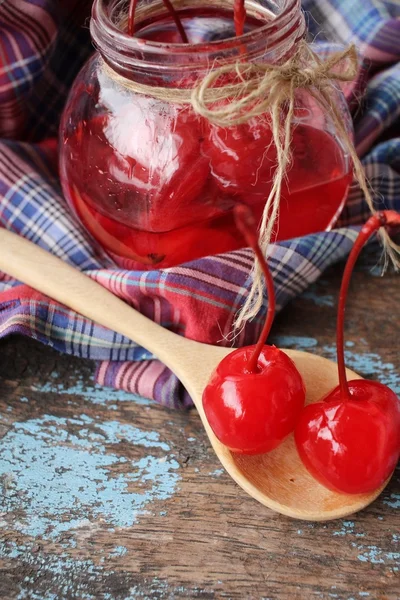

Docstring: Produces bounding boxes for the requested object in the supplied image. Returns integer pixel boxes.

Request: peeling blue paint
[302,289,335,307]
[18,591,58,600]
[125,578,208,599]
[209,468,224,477]
[349,522,399,567]
[322,345,400,394]
[333,520,365,538]
[61,538,78,549]
[357,544,400,564]
[0,540,112,600]
[383,493,400,509]
[0,414,180,540]
[270,335,318,349]
[109,545,127,557]
[32,373,151,407]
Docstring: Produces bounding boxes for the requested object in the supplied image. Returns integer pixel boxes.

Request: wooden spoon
[0,229,387,520]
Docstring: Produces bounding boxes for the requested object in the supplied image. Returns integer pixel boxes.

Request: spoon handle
[0,229,196,374]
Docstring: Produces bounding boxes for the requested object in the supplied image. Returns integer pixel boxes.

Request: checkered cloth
[1,1,399,408]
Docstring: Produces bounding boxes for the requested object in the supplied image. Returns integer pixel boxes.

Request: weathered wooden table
[1,252,399,600]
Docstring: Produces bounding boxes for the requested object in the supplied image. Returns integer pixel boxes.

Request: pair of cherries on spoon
[203,206,400,495]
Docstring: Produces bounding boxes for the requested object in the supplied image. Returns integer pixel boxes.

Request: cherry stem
[337,210,400,400]
[234,205,276,373]
[128,0,189,43]
[128,0,138,36]
[234,0,246,37]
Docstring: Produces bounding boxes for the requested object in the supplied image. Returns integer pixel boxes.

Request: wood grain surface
[0,257,399,600]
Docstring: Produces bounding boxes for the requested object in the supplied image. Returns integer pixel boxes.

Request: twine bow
[191,42,358,126]
[102,40,400,326]
[190,41,400,326]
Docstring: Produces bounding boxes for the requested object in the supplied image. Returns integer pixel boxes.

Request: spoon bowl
[0,229,389,520]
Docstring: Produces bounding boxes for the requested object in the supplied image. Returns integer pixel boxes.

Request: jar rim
[91,0,305,69]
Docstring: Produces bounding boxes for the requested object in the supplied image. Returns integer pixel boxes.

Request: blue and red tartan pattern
[0,0,399,407]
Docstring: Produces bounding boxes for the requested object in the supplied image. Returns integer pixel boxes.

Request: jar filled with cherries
[60,0,353,269]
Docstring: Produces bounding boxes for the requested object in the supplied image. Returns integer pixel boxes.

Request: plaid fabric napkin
[1,0,399,408]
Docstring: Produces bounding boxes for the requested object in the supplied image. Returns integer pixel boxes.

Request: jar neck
[91,0,305,80]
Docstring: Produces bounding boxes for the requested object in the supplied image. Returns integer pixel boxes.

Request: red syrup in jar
[60,8,352,269]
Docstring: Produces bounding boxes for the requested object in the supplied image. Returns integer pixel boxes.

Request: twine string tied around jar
[102,40,400,326]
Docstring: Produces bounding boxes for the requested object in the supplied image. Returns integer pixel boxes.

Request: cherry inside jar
[60,0,353,269]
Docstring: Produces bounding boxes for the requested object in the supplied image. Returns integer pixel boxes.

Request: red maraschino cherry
[295,211,400,494]
[202,205,306,454]
[203,116,276,199]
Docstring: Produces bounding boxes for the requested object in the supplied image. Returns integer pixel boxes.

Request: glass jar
[59,0,353,269]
